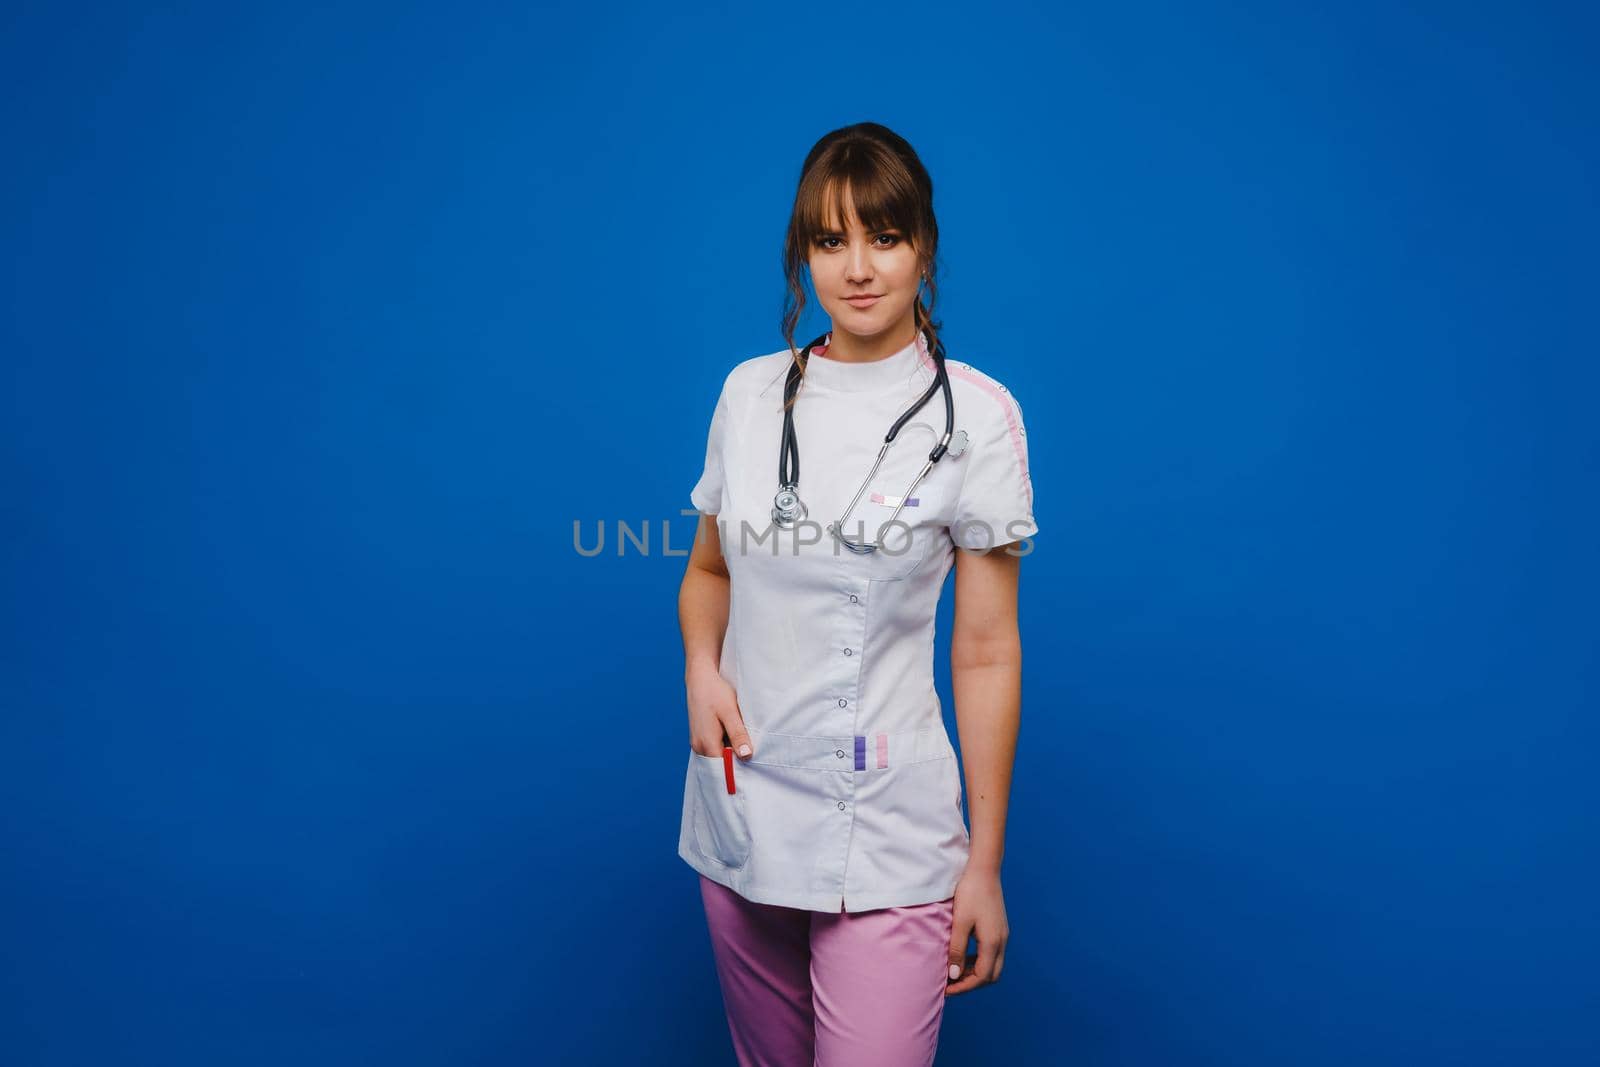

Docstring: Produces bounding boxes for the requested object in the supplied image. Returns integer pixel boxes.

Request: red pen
[723,746,736,794]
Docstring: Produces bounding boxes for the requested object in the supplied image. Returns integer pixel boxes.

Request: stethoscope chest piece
[946,429,970,458]
[772,484,807,529]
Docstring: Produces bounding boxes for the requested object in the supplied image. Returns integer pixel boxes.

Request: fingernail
[738,744,751,757]
[949,964,961,981]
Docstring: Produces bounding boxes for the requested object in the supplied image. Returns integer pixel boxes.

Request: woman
[676,122,1037,1067]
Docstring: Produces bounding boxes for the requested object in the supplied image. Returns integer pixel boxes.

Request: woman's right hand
[686,660,755,761]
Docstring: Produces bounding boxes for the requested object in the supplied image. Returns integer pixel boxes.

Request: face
[806,189,922,349]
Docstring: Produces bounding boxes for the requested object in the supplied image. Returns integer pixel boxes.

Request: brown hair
[779,122,943,411]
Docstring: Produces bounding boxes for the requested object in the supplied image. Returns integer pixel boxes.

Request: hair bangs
[800,166,918,248]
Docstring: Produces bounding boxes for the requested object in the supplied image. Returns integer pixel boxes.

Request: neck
[821,318,919,363]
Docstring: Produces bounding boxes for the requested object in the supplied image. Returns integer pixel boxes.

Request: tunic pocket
[688,749,753,870]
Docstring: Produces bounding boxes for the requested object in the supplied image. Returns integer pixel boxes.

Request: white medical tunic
[678,331,1037,913]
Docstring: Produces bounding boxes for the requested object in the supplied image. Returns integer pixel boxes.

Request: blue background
[3,2,1596,1064]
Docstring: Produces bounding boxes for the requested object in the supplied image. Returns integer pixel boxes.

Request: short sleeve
[689,377,731,514]
[948,384,1037,550]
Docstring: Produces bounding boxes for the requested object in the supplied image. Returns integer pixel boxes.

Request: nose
[845,240,873,283]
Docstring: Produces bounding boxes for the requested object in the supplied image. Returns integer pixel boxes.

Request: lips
[844,294,881,307]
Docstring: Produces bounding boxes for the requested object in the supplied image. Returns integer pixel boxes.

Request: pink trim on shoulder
[920,346,1032,507]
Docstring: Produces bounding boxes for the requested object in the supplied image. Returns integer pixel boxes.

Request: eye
[815,236,843,250]
[874,232,902,246]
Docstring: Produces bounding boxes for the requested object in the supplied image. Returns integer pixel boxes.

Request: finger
[721,711,754,759]
[974,929,1000,984]
[947,919,973,982]
[943,952,981,996]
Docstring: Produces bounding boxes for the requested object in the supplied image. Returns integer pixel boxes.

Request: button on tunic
[678,332,1037,913]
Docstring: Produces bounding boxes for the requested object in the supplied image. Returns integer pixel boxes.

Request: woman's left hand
[945,867,1008,995]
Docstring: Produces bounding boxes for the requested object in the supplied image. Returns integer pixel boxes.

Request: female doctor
[677,122,1037,1067]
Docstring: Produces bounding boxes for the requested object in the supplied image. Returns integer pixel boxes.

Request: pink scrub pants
[697,873,956,1067]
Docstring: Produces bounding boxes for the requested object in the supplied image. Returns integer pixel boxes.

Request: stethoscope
[772,330,969,553]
